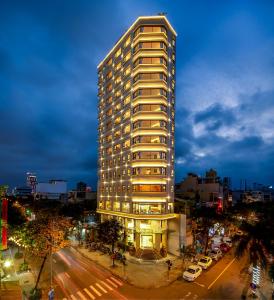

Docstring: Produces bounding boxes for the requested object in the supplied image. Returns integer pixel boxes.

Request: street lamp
[3,259,12,268]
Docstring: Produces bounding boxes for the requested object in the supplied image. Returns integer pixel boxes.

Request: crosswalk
[62,276,123,300]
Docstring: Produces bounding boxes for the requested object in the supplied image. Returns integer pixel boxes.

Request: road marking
[100,280,113,291]
[90,285,102,296]
[106,278,118,288]
[53,259,57,263]
[208,258,236,290]
[84,288,95,300]
[96,283,107,293]
[186,292,191,297]
[110,276,123,286]
[77,291,88,300]
[194,282,205,288]
[64,272,70,278]
[70,295,77,300]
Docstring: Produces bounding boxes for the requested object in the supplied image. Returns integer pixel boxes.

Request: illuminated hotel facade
[97,16,176,251]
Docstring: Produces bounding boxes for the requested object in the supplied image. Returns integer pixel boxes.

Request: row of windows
[100,185,131,193]
[134,26,167,37]
[133,120,167,129]
[132,151,167,160]
[101,168,131,179]
[132,135,167,144]
[133,184,166,192]
[133,104,167,113]
[133,72,167,83]
[100,184,167,193]
[99,201,166,215]
[101,154,131,168]
[133,41,167,53]
[133,88,167,98]
[132,167,166,175]
[100,151,167,168]
[133,57,167,68]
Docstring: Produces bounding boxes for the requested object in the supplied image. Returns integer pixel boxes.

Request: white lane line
[106,278,118,288]
[90,285,102,297]
[208,258,236,290]
[77,290,88,300]
[84,288,95,300]
[186,292,191,297]
[70,295,77,300]
[194,281,205,288]
[64,272,71,278]
[100,280,113,291]
[53,259,57,263]
[96,283,107,293]
[110,276,123,286]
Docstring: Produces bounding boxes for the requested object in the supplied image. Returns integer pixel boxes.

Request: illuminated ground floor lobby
[100,213,175,258]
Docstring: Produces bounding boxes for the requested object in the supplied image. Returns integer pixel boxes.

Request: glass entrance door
[141,235,153,248]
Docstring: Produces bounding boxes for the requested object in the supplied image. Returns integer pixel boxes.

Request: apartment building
[97,16,176,252]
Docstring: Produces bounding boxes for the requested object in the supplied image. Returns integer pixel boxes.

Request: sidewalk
[72,241,191,288]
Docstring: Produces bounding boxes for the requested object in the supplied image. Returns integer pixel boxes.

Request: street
[45,247,250,300]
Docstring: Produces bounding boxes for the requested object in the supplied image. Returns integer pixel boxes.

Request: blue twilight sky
[1,0,274,190]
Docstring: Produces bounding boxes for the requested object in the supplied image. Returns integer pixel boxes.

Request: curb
[71,246,181,289]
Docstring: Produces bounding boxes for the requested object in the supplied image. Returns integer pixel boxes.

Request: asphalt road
[46,248,250,300]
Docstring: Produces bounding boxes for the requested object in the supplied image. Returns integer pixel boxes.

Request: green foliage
[14,251,23,259]
[235,220,271,269]
[97,219,123,252]
[12,215,71,257]
[7,199,27,228]
[29,288,42,300]
[19,262,29,272]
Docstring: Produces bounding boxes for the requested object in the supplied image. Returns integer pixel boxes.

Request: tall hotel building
[97,16,176,251]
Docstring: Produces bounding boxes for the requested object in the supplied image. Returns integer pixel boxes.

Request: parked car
[220,243,231,253]
[223,237,232,247]
[208,248,222,261]
[198,256,213,269]
[183,265,202,281]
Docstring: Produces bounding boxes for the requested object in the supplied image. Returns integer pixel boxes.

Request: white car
[198,256,213,269]
[183,265,202,281]
[208,248,222,261]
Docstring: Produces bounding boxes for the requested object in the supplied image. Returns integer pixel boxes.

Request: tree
[7,200,27,228]
[234,220,271,270]
[97,219,123,267]
[192,207,225,254]
[11,215,71,292]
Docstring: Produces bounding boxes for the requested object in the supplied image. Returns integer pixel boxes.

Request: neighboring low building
[12,186,32,199]
[175,169,225,209]
[68,190,97,203]
[232,189,273,205]
[35,180,67,201]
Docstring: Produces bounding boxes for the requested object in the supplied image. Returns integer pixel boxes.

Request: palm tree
[234,220,271,270]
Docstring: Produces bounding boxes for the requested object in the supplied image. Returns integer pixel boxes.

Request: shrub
[14,252,23,259]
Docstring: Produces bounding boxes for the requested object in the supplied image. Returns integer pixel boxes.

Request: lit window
[124,66,131,77]
[115,48,122,58]
[123,95,130,106]
[125,36,131,47]
[124,51,131,63]
[124,125,130,134]
[123,110,130,120]
[124,80,131,91]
